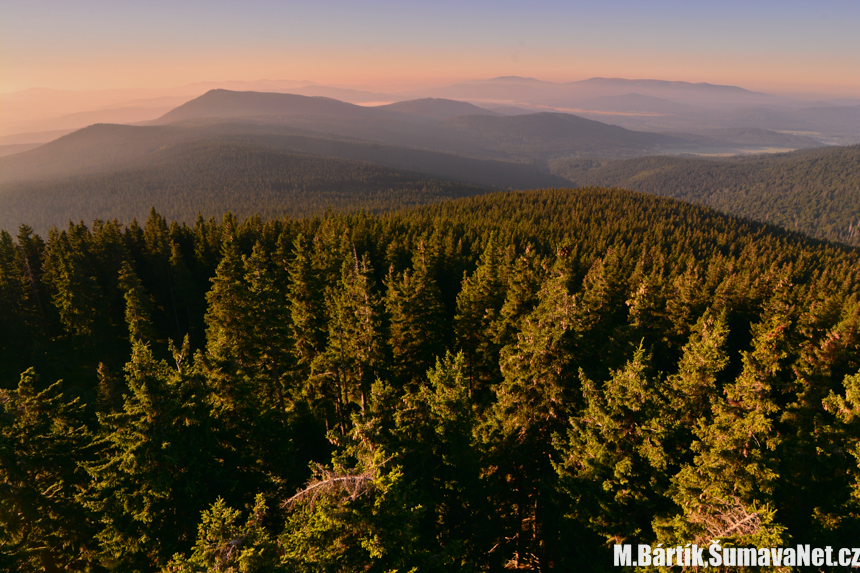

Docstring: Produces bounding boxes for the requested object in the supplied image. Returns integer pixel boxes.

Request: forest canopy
[2,188,860,572]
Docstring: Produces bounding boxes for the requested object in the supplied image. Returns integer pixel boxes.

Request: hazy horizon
[2,0,858,97]
[4,75,859,99]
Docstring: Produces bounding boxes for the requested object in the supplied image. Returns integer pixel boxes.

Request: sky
[2,0,859,95]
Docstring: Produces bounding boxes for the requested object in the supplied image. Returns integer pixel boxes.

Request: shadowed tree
[454,235,507,397]
[83,341,219,572]
[385,242,447,385]
[0,369,96,573]
[556,346,670,543]
[162,494,282,573]
[482,265,577,569]
[319,252,385,430]
[657,311,790,549]
[118,260,155,345]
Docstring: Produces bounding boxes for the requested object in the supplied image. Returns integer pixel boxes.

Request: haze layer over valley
[3,76,858,157]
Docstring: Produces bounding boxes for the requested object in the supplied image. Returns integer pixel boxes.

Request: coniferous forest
[2,188,860,572]
[550,144,860,247]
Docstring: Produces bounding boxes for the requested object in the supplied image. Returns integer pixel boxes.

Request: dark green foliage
[454,236,508,396]
[84,341,219,572]
[0,369,96,572]
[825,369,860,528]
[41,224,109,340]
[118,260,155,344]
[557,347,671,542]
[0,231,39,361]
[385,242,449,385]
[205,238,292,414]
[319,253,385,424]
[163,495,282,573]
[278,453,426,573]
[285,234,328,377]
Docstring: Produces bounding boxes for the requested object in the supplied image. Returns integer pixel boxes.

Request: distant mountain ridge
[575,77,766,95]
[5,76,856,150]
[155,91,500,126]
[577,93,703,114]
[0,121,568,189]
[2,87,850,247]
[480,75,766,95]
[0,88,831,192]
[375,98,499,121]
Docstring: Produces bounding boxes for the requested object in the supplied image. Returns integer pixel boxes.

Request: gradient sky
[2,0,859,95]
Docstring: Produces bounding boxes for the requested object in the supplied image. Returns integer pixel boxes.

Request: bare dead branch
[688,498,762,545]
[281,464,375,510]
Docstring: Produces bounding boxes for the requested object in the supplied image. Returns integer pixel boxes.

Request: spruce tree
[286,234,328,378]
[393,353,489,567]
[42,226,107,340]
[660,312,788,548]
[204,233,252,414]
[490,244,546,352]
[556,346,670,542]
[84,341,218,572]
[667,310,731,429]
[204,238,296,496]
[0,369,95,572]
[0,231,34,358]
[118,260,155,344]
[385,242,447,384]
[482,265,577,569]
[824,369,860,521]
[454,236,507,396]
[163,495,282,573]
[320,252,385,427]
[279,449,425,573]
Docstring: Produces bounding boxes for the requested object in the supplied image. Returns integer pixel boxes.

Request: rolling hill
[0,120,568,189]
[551,144,860,245]
[0,141,496,233]
[445,112,681,158]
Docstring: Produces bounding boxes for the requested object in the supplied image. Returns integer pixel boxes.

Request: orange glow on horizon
[3,43,859,97]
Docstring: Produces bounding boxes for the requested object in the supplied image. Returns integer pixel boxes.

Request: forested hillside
[2,188,860,572]
[0,140,495,234]
[551,144,860,246]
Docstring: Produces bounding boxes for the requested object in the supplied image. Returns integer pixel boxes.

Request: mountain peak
[152,89,364,125]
